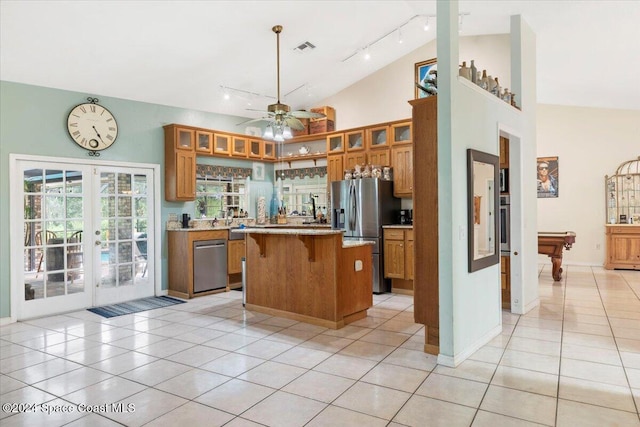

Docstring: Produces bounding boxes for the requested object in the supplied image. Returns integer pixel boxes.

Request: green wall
[0,81,273,319]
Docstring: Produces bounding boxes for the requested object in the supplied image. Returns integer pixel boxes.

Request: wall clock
[67,97,118,156]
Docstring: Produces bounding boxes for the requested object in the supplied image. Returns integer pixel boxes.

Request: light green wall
[0,81,274,318]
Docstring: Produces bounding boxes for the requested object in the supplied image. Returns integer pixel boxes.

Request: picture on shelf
[537,156,559,198]
[252,162,265,181]
[415,58,437,99]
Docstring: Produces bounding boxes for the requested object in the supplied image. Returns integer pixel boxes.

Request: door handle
[95,240,101,246]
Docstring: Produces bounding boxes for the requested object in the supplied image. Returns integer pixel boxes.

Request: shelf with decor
[605,157,640,270]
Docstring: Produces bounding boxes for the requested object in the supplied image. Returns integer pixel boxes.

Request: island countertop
[232,227,374,248]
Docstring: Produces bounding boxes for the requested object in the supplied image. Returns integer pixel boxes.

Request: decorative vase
[257,196,266,225]
[459,61,471,80]
[269,191,279,224]
[470,60,477,84]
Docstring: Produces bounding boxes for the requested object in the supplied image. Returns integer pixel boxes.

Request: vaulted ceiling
[1,0,638,120]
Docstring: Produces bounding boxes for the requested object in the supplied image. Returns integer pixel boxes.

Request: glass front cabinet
[605,156,640,270]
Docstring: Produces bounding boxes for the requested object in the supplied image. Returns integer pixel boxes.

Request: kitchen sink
[228,227,245,240]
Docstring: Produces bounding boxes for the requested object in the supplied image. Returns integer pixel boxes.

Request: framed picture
[415,58,437,99]
[537,156,559,198]
[252,162,265,181]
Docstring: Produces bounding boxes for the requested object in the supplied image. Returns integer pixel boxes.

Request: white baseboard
[436,323,502,367]
[522,297,540,314]
[0,317,14,326]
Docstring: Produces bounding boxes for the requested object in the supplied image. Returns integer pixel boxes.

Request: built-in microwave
[499,168,509,193]
[500,195,510,252]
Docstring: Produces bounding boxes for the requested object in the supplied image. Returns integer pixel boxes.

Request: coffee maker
[398,209,413,225]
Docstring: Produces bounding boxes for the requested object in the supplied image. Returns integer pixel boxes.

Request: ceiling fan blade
[284,116,305,130]
[237,117,272,126]
[290,110,325,119]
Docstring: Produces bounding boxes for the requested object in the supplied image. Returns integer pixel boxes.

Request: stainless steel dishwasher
[193,239,227,293]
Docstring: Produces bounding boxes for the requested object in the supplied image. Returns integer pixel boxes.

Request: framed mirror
[467,149,500,272]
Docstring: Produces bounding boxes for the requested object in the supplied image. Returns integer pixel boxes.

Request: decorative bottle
[487,75,496,93]
[480,70,489,90]
[459,61,471,80]
[491,77,501,96]
[269,190,279,224]
[470,60,477,84]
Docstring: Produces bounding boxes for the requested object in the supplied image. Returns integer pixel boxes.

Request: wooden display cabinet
[391,145,413,197]
[605,226,640,270]
[164,124,196,201]
[214,133,231,155]
[249,139,263,159]
[231,136,248,158]
[195,130,213,154]
[327,133,344,154]
[366,125,389,150]
[390,121,412,145]
[346,130,365,152]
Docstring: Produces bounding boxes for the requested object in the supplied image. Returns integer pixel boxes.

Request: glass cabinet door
[346,130,365,152]
[367,126,389,149]
[391,122,412,145]
[232,137,248,158]
[327,133,344,154]
[195,131,213,154]
[214,134,230,155]
[263,141,275,159]
[249,140,263,158]
[176,128,194,150]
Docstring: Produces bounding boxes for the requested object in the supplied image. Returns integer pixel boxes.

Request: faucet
[310,193,317,221]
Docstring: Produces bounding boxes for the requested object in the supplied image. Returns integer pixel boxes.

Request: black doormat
[87,296,186,318]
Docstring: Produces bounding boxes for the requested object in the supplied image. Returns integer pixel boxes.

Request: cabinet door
[175,128,195,150]
[214,134,231,155]
[384,239,405,279]
[368,149,390,167]
[176,150,196,200]
[232,137,248,158]
[344,152,367,170]
[392,145,413,197]
[405,233,414,280]
[263,141,276,160]
[327,154,344,183]
[195,131,213,154]
[367,126,389,150]
[610,234,640,263]
[228,240,246,274]
[346,130,365,152]
[327,133,344,154]
[391,122,412,145]
[249,140,263,158]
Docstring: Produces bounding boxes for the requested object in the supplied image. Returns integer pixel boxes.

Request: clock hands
[92,125,105,142]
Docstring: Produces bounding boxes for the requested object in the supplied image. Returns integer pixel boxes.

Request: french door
[17,159,155,320]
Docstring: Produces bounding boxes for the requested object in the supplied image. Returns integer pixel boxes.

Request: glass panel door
[94,167,153,306]
[21,163,91,319]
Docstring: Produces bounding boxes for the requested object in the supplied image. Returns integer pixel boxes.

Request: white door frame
[9,153,162,322]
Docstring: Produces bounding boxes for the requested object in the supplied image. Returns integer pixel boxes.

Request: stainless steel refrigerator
[331,178,400,293]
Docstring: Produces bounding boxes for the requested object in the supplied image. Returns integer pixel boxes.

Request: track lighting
[397,28,403,44]
[423,16,430,31]
[363,46,371,61]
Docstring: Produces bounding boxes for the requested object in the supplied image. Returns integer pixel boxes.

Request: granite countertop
[231,228,343,236]
[167,223,332,232]
[341,239,375,248]
[382,224,413,229]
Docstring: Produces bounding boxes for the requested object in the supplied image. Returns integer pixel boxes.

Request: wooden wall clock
[67,97,118,156]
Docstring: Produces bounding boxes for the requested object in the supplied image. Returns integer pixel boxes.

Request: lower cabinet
[501,255,510,309]
[227,238,246,289]
[383,227,414,293]
[605,225,640,270]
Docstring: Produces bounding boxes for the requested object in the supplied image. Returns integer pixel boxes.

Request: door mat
[87,296,185,318]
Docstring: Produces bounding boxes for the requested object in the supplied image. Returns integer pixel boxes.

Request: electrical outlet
[354,260,363,271]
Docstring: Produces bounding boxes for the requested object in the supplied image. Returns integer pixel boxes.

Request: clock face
[67,103,118,151]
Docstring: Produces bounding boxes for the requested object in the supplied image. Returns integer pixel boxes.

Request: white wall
[537,104,640,265]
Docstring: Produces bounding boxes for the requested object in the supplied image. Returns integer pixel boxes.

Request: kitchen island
[232,228,374,329]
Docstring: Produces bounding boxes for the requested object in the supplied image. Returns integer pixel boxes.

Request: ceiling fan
[239,25,325,140]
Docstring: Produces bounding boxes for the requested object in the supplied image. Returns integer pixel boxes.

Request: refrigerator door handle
[348,182,357,231]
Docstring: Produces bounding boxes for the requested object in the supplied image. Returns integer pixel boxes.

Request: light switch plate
[354,260,363,271]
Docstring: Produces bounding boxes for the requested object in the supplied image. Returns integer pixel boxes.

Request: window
[195,177,246,218]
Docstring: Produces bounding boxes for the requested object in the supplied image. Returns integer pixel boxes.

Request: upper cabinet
[214,134,231,155]
[164,124,196,201]
[391,121,412,145]
[263,141,276,160]
[249,139,263,159]
[327,133,344,154]
[232,136,248,158]
[174,127,195,150]
[346,130,365,152]
[367,125,390,149]
[195,130,213,154]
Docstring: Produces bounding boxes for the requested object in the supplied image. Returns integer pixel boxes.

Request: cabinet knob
[513,251,518,256]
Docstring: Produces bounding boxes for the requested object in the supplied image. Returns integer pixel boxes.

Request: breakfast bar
[232,228,373,329]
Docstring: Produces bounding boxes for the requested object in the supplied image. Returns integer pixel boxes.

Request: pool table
[538,231,576,281]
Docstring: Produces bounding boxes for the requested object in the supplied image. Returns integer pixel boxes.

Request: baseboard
[522,297,540,314]
[436,323,502,367]
[0,317,14,326]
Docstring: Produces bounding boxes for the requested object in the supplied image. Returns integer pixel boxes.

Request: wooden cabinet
[366,125,389,149]
[195,130,213,154]
[605,226,640,270]
[346,130,365,152]
[167,229,229,298]
[410,96,438,354]
[327,133,344,154]
[383,227,414,293]
[263,141,276,160]
[391,121,412,145]
[228,239,246,274]
[249,139,263,158]
[231,136,248,158]
[327,155,344,183]
[391,145,413,197]
[344,152,367,170]
[214,133,231,155]
[499,136,509,169]
[367,149,390,167]
[164,125,196,201]
[501,255,511,309]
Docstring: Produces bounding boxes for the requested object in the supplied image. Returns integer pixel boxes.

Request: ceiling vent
[293,41,316,53]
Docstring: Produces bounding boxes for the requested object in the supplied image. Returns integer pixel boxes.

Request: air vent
[293,41,316,53]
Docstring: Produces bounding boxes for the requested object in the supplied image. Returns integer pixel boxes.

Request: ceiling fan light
[263,126,274,140]
[282,126,292,139]
[274,129,284,142]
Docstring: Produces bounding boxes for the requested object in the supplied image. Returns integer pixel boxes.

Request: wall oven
[499,168,509,193]
[500,195,510,252]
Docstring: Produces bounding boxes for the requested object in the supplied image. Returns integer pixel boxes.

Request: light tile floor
[2,265,640,426]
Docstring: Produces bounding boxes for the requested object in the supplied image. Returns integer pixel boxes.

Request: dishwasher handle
[194,243,225,250]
